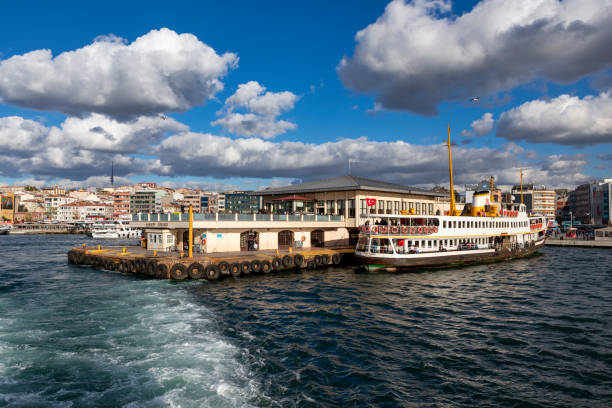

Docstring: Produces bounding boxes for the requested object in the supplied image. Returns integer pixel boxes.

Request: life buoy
[371,226,379,234]
[380,226,388,234]
[301,236,306,242]
[417,226,423,234]
[401,226,409,234]
[410,226,416,234]
[202,238,207,245]
[433,226,438,233]
[364,226,370,233]
[391,226,399,234]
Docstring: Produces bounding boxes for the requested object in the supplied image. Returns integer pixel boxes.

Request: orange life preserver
[433,226,438,233]
[401,226,409,234]
[202,238,207,245]
[417,226,423,234]
[391,226,399,234]
[380,226,388,234]
[371,226,379,234]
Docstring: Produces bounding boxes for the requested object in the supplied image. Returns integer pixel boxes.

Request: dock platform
[67,245,355,280]
[545,239,612,248]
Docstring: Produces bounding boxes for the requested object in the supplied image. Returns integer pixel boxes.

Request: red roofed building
[57,201,113,222]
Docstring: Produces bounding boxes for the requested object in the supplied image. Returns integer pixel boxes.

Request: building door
[278,230,294,249]
[311,230,324,247]
[240,230,259,251]
[349,228,360,246]
[182,230,190,251]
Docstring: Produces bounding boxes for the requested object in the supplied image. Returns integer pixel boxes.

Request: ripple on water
[1,237,612,407]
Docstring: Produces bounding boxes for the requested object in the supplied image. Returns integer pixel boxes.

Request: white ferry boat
[89,220,141,239]
[0,224,11,235]
[355,127,546,271]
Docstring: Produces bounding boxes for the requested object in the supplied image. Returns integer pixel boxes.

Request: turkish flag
[366,198,376,206]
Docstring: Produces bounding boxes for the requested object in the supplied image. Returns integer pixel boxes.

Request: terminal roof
[255,175,448,197]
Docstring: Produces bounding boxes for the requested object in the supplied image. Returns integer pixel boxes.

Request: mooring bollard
[289,247,293,253]
[122,247,126,254]
[82,243,87,248]
[153,250,158,257]
[97,245,101,250]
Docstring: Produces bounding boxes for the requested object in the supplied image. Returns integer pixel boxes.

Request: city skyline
[1,0,611,192]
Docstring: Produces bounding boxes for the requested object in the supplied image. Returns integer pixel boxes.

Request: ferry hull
[356,242,543,272]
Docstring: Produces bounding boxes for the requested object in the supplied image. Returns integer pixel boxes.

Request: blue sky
[0,0,610,191]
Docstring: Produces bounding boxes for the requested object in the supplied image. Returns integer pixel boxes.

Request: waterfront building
[112,190,131,219]
[0,193,19,222]
[44,196,76,217]
[129,190,165,214]
[511,184,555,218]
[182,191,203,213]
[570,181,611,225]
[57,201,113,222]
[217,194,226,212]
[225,192,262,214]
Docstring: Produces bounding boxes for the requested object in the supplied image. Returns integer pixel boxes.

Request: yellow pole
[490,176,495,203]
[188,204,193,259]
[520,169,524,205]
[445,124,456,216]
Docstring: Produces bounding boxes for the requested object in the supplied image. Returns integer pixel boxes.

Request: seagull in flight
[470,97,480,103]
[160,114,167,120]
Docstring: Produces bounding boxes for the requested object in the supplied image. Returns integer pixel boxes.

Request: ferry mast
[444,125,458,216]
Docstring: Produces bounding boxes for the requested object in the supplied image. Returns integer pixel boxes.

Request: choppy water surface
[0,235,610,407]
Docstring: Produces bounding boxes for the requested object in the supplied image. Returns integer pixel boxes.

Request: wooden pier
[67,245,355,280]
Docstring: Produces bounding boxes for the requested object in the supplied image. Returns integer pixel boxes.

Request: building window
[337,200,345,216]
[360,199,367,216]
[348,199,356,218]
[327,200,335,215]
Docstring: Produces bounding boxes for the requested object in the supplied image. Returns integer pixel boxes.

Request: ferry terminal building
[132,176,452,253]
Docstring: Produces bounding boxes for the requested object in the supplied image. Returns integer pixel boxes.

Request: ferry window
[394,201,399,214]
[428,240,432,248]
[453,221,456,228]
[443,220,446,228]
[422,240,426,247]
[401,201,406,211]
[387,201,392,214]
[409,202,414,212]
[415,202,421,214]
[348,200,355,218]
[433,218,439,226]
[378,200,384,214]
[415,241,419,248]
[429,203,433,215]
[360,199,367,215]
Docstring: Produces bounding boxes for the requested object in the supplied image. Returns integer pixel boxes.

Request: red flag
[366,198,376,206]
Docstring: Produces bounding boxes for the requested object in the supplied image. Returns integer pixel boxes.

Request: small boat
[354,126,546,271]
[0,225,11,235]
[89,220,141,239]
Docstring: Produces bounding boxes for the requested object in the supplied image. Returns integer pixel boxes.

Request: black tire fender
[155,263,169,279]
[321,254,330,265]
[187,262,205,279]
[205,264,220,280]
[146,260,158,276]
[272,257,282,271]
[261,260,272,273]
[218,261,230,275]
[307,260,316,270]
[332,253,342,264]
[293,254,304,267]
[230,263,241,277]
[314,255,322,266]
[250,260,262,273]
[281,255,293,268]
[240,261,251,275]
[170,263,188,280]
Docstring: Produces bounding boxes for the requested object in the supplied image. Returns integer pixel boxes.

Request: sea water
[0,235,610,407]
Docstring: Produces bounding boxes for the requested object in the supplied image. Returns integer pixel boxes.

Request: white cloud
[496,92,612,145]
[0,116,49,154]
[0,28,237,119]
[154,131,589,189]
[0,113,591,189]
[461,112,495,137]
[338,0,612,115]
[212,81,299,138]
